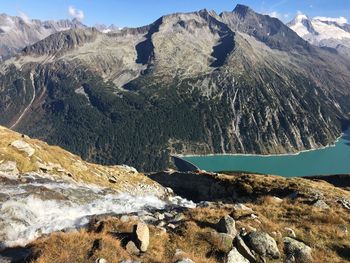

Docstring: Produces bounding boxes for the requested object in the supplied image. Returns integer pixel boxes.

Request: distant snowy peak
[93,24,121,33]
[288,13,350,49]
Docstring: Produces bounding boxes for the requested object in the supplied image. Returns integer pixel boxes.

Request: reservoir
[182,129,350,177]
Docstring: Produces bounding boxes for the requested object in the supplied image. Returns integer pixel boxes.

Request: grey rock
[227,247,250,263]
[217,215,237,238]
[235,235,256,263]
[245,231,280,259]
[284,237,313,263]
[312,200,330,209]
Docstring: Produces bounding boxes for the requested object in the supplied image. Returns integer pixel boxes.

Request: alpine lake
[182,129,350,177]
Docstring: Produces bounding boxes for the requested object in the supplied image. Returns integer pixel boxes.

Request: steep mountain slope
[1,5,350,171]
[288,13,350,59]
[0,13,87,61]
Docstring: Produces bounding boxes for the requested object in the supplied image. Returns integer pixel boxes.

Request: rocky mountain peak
[232,4,254,17]
[22,27,100,56]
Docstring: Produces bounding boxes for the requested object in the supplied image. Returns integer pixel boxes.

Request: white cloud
[266,11,290,21]
[17,10,32,24]
[268,11,280,18]
[314,16,348,25]
[68,6,84,21]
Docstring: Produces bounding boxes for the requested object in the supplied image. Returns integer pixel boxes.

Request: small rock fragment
[312,200,330,209]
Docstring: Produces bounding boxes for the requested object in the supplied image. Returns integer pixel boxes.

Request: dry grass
[30,230,130,263]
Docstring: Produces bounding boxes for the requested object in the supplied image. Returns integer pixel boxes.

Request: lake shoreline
[178,133,344,158]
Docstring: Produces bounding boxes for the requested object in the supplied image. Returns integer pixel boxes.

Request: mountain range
[0,4,350,171]
[0,13,120,61]
[288,13,350,59]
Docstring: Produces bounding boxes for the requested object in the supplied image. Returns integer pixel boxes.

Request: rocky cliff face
[1,5,350,171]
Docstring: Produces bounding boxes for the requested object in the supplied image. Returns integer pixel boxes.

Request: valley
[1,3,350,262]
[1,5,350,171]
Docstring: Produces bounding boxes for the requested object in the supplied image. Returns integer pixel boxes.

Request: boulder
[217,215,237,238]
[135,222,149,252]
[95,259,107,263]
[235,235,256,263]
[245,231,280,259]
[208,231,233,253]
[284,237,313,263]
[227,247,250,263]
[10,140,35,157]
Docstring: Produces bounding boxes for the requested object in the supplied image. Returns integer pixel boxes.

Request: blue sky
[1,0,349,27]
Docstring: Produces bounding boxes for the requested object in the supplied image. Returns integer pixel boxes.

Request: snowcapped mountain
[288,13,350,58]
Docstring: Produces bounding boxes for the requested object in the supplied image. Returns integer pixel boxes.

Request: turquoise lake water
[183,131,350,177]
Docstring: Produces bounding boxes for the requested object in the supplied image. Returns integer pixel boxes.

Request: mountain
[0,13,121,62]
[0,13,88,61]
[1,5,350,171]
[288,13,350,59]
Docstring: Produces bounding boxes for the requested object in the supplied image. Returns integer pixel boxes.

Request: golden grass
[30,230,130,263]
